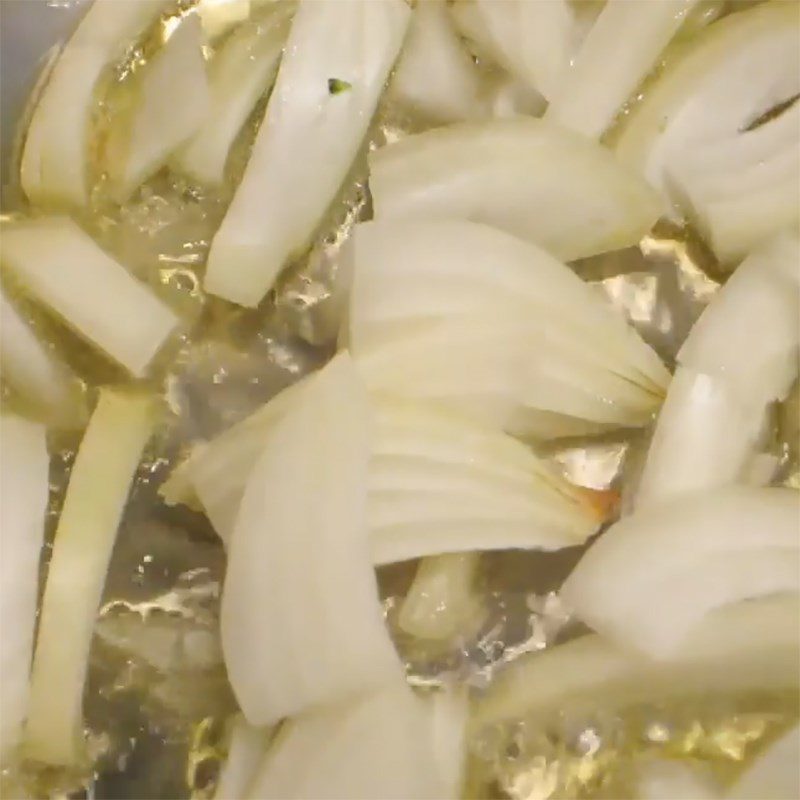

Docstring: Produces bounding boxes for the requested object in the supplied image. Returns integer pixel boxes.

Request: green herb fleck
[328,78,352,95]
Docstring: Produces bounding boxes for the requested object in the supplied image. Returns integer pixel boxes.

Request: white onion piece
[368,119,663,263]
[726,725,800,800]
[214,715,271,800]
[637,234,799,508]
[25,391,154,766]
[248,683,465,799]
[174,7,291,187]
[390,0,486,124]
[0,288,80,427]
[160,377,308,543]
[1,217,179,377]
[635,369,767,510]
[203,0,410,307]
[109,15,210,200]
[616,2,800,199]
[0,416,48,763]
[561,487,800,658]
[667,104,800,263]
[473,593,800,730]
[398,553,485,642]
[678,233,800,402]
[20,0,168,207]
[221,355,401,725]
[545,0,698,140]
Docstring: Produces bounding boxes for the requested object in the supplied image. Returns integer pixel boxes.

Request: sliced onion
[389,0,487,124]
[0,288,82,428]
[545,0,698,140]
[108,14,210,200]
[198,0,251,40]
[221,355,402,725]
[677,232,800,402]
[0,416,49,763]
[213,715,271,800]
[726,724,800,800]
[397,553,485,642]
[174,6,291,187]
[636,760,721,800]
[203,0,410,307]
[368,119,664,263]
[560,487,800,658]
[637,233,799,508]
[248,683,465,799]
[1,217,179,377]
[20,0,168,207]
[615,2,800,199]
[24,391,155,766]
[473,593,800,730]
[666,103,800,263]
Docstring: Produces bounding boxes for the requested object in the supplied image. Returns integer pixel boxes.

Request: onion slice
[615,2,800,199]
[473,593,800,730]
[173,6,291,187]
[368,119,663,263]
[248,683,465,799]
[545,0,698,140]
[108,14,210,200]
[20,0,168,207]
[0,416,49,763]
[221,354,402,725]
[203,0,410,307]
[1,217,179,377]
[24,390,155,766]
[636,233,800,508]
[0,288,82,428]
[213,715,271,800]
[560,487,800,658]
[389,0,486,124]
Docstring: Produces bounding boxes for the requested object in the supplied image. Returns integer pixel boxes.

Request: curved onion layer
[221,355,402,726]
[20,0,168,207]
[0,217,179,377]
[174,5,291,186]
[248,683,465,799]
[25,391,154,766]
[561,487,800,658]
[369,399,601,564]
[367,119,663,263]
[108,14,210,201]
[545,0,697,140]
[666,103,800,263]
[0,416,49,763]
[637,234,800,508]
[0,288,81,427]
[473,593,800,731]
[348,220,668,435]
[726,724,800,800]
[203,0,410,307]
[390,0,486,124]
[635,760,720,800]
[213,716,271,800]
[615,2,800,200]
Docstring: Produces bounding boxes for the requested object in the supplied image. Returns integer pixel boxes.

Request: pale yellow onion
[1,217,179,377]
[0,416,49,762]
[203,0,410,307]
[561,487,800,658]
[109,14,210,201]
[368,119,664,263]
[24,391,155,766]
[174,5,291,186]
[21,0,168,207]
[473,593,800,730]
